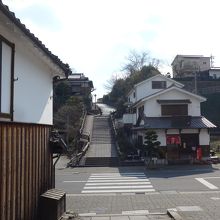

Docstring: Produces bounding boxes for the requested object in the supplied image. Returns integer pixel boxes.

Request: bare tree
[104,74,119,92]
[121,50,150,75]
[149,58,161,69]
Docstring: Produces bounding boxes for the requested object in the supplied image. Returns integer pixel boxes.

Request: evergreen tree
[143,130,160,165]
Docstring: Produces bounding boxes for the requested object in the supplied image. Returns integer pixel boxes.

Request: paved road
[56,164,220,219]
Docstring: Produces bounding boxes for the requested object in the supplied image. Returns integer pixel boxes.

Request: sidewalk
[79,213,171,219]
[66,190,220,220]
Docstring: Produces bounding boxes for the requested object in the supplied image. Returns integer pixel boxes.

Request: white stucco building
[123,74,216,164]
[0,2,71,220]
[0,3,70,124]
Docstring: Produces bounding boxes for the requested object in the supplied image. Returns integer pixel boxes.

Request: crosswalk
[81,172,155,194]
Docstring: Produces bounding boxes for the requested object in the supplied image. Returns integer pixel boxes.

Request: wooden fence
[0,122,54,220]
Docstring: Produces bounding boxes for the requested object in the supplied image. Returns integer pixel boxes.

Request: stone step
[84,157,119,167]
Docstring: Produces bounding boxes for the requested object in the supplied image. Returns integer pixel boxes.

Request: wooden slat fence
[0,122,53,220]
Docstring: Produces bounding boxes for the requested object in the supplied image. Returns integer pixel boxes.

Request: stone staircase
[84,157,119,167]
[83,116,119,166]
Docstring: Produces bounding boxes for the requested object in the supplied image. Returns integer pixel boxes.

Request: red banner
[166,135,181,145]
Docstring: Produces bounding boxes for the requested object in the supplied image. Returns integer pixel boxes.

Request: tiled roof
[157,99,191,104]
[0,1,71,76]
[131,85,206,108]
[133,116,216,130]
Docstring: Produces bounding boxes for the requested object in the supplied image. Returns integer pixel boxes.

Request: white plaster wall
[166,129,179,134]
[141,89,201,117]
[136,75,181,101]
[123,113,135,124]
[199,129,210,145]
[143,98,160,116]
[128,89,136,103]
[14,48,53,125]
[156,129,166,146]
[0,22,54,125]
[181,129,198,134]
[137,129,166,146]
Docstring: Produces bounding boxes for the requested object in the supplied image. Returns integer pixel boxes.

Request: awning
[133,116,216,130]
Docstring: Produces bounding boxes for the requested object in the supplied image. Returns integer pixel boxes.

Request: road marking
[195,178,219,190]
[81,189,156,193]
[84,185,153,189]
[91,173,145,175]
[122,210,149,215]
[87,179,149,182]
[90,173,146,177]
[63,180,87,183]
[211,197,220,200]
[86,182,151,186]
[89,177,148,180]
[82,172,155,194]
[177,206,203,211]
[79,212,96,216]
[180,190,220,194]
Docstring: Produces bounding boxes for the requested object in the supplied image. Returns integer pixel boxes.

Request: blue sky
[3,0,220,98]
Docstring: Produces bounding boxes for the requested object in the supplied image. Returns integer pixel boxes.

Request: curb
[167,209,182,220]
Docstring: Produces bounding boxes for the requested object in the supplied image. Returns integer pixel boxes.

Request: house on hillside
[122,74,216,164]
[0,2,70,220]
[172,55,211,78]
[68,73,94,96]
[172,54,220,80]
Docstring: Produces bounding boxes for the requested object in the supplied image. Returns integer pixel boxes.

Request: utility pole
[94,94,97,110]
[194,65,200,94]
[194,70,197,94]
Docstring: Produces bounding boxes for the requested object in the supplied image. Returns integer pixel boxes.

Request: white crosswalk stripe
[81,172,155,194]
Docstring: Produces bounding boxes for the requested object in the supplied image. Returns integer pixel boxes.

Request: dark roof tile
[133,116,216,130]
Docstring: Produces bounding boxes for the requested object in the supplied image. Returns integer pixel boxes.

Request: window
[203,62,206,64]
[0,35,14,119]
[161,104,188,116]
[133,91,136,98]
[152,81,167,89]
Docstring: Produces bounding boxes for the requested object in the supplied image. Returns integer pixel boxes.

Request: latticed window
[152,81,166,89]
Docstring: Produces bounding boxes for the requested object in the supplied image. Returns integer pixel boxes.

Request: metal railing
[109,114,122,158]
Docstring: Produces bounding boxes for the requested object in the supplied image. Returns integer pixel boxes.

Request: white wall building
[123,74,216,164]
[0,2,71,220]
[0,4,70,125]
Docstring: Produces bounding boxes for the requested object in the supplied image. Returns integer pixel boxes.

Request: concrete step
[84,157,119,167]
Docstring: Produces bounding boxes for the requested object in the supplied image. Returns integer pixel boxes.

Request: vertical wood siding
[0,122,53,220]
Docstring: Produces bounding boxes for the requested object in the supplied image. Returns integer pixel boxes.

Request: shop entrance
[180,133,199,159]
[166,133,199,162]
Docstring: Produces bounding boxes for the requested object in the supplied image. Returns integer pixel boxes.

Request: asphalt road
[56,165,220,193]
[55,163,220,219]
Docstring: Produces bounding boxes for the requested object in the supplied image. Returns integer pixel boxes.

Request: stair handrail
[79,108,87,135]
[67,141,90,167]
[109,114,122,158]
